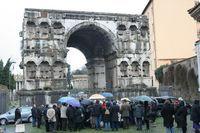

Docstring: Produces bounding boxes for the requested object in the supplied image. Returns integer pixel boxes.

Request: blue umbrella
[58,96,80,107]
[58,96,75,103]
[101,92,113,98]
[132,95,154,103]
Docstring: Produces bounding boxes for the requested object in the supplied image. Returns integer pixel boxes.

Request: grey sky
[0,0,148,74]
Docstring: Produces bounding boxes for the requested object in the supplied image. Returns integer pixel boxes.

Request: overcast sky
[0,0,148,74]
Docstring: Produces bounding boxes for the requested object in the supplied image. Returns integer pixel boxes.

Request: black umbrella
[80,99,93,106]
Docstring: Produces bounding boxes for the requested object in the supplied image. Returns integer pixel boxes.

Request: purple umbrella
[66,99,81,107]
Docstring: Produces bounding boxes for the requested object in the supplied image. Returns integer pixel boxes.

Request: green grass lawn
[28,117,193,133]
[2,117,192,133]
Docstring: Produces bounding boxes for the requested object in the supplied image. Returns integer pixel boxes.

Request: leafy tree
[0,60,3,85]
[72,66,88,75]
[154,65,168,84]
[0,58,16,90]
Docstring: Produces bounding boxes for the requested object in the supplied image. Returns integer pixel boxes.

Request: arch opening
[66,23,116,90]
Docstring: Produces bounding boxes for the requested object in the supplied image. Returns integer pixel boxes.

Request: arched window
[39,61,51,79]
[141,26,148,37]
[26,21,36,27]
[39,22,50,28]
[119,61,128,77]
[129,25,137,32]
[131,61,140,77]
[26,61,37,79]
[53,61,65,79]
[143,61,150,77]
[52,22,63,29]
[117,24,126,31]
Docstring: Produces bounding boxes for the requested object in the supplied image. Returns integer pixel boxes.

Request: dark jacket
[37,107,43,119]
[31,107,37,119]
[88,104,95,117]
[66,105,75,119]
[144,104,150,120]
[110,104,120,122]
[15,108,21,122]
[190,102,200,123]
[75,108,84,123]
[161,103,175,128]
[134,104,144,118]
[94,103,102,117]
[175,105,187,127]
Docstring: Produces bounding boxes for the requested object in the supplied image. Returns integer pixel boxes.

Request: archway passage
[67,24,115,58]
[67,24,116,90]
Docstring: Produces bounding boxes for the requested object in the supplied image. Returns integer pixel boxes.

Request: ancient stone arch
[20,8,152,94]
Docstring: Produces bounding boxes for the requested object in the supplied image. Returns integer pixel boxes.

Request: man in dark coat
[110,101,120,131]
[44,104,49,132]
[161,100,175,133]
[144,101,150,130]
[36,106,43,128]
[134,101,144,130]
[175,101,187,133]
[66,104,75,131]
[31,104,37,127]
[190,100,200,133]
[88,103,96,128]
[14,108,21,125]
[74,107,84,131]
[93,100,102,130]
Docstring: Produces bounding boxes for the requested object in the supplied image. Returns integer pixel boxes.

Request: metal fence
[0,90,9,114]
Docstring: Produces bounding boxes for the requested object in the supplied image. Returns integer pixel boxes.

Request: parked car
[0,106,32,125]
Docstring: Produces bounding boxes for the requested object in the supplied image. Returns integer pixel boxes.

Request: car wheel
[28,116,32,123]
[0,118,7,125]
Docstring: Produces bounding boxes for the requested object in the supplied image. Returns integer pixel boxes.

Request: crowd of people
[28,98,200,133]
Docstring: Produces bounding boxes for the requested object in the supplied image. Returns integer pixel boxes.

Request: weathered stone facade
[19,9,155,105]
[72,74,89,89]
[159,56,200,101]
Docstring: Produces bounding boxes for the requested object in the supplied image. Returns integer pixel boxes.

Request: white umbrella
[121,97,130,102]
[89,94,105,100]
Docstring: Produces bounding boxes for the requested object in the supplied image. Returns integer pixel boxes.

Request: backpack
[105,109,110,115]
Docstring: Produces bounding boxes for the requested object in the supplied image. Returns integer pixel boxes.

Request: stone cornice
[24,8,148,22]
